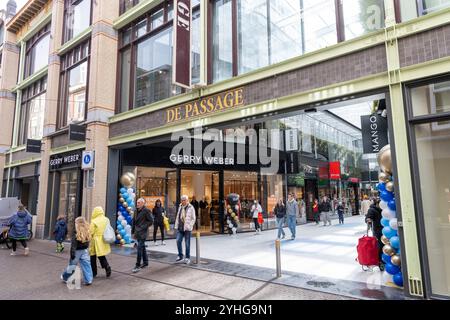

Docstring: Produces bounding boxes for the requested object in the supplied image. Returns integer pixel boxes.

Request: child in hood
[53,215,68,253]
[8,204,32,256]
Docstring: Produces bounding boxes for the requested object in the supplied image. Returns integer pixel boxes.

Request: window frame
[57,40,91,129]
[116,0,199,113]
[62,0,93,44]
[24,23,51,79]
[120,0,141,15]
[18,76,48,146]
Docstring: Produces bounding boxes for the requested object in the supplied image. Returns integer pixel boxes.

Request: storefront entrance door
[57,170,79,239]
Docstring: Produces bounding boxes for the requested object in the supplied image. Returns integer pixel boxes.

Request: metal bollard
[196,231,200,265]
[275,239,281,278]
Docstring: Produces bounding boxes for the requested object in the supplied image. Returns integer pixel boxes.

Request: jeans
[276,217,286,238]
[136,239,148,267]
[176,230,191,259]
[338,213,344,224]
[321,212,331,225]
[287,215,296,238]
[253,218,260,231]
[62,249,93,284]
[153,222,165,242]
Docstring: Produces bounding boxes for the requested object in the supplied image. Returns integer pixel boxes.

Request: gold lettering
[185,104,193,119]
[224,92,234,108]
[192,102,200,117]
[167,109,175,123]
[207,98,215,112]
[235,89,244,106]
[175,107,181,121]
[215,95,224,110]
[200,99,207,114]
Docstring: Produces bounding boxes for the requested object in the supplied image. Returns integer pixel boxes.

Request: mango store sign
[166,88,245,124]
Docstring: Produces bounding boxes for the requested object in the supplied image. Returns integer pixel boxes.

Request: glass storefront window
[342,0,385,41]
[302,0,337,52]
[411,81,450,117]
[413,121,450,297]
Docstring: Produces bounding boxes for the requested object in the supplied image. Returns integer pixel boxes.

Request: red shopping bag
[356,235,379,270]
[258,212,264,225]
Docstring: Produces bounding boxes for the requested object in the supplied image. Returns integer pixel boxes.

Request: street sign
[82,151,95,170]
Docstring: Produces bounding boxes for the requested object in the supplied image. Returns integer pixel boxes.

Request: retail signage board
[329,161,341,180]
[69,124,86,142]
[361,114,388,154]
[49,150,82,171]
[26,139,41,153]
[173,0,192,89]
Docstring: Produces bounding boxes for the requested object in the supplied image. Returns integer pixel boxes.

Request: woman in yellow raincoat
[89,207,112,277]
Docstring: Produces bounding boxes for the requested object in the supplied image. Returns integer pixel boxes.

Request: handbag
[163,216,170,231]
[103,221,116,243]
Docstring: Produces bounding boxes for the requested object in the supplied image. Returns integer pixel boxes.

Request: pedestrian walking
[89,207,112,278]
[336,202,345,224]
[53,214,68,253]
[61,217,93,285]
[152,199,166,246]
[319,196,332,226]
[8,204,32,256]
[365,198,384,270]
[313,199,320,225]
[132,198,154,273]
[286,193,298,240]
[361,195,372,216]
[274,199,286,240]
[175,195,196,264]
[251,200,262,234]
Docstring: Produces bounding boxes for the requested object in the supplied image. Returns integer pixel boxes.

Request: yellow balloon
[228,209,233,214]
[231,212,236,218]
[120,239,125,245]
[119,198,125,203]
[381,235,390,246]
[383,244,395,257]
[234,216,239,221]
[391,255,401,267]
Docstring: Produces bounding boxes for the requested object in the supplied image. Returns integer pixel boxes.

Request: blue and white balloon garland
[116,173,136,246]
[377,145,403,288]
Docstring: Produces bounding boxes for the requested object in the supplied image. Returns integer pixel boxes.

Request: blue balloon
[117,224,123,231]
[390,236,400,249]
[382,226,397,239]
[388,200,396,212]
[382,254,391,264]
[120,188,127,194]
[120,230,126,236]
[381,218,390,227]
[377,183,386,192]
[127,198,134,205]
[393,272,403,287]
[380,191,394,202]
[385,262,401,276]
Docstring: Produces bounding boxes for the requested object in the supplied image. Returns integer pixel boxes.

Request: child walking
[61,217,93,286]
[8,204,32,256]
[336,202,345,224]
[53,215,68,253]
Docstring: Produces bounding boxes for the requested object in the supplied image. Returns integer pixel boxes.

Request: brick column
[83,0,119,219]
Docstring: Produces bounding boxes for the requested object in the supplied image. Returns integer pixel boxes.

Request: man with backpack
[132,198,154,273]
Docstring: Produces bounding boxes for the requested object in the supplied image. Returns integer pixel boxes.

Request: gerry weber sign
[170,154,235,166]
[361,114,388,154]
[49,151,82,171]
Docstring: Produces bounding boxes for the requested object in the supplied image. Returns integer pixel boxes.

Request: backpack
[103,220,116,243]
[356,235,379,270]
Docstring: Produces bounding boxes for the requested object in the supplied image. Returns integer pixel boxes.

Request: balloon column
[225,193,240,235]
[377,145,403,288]
[116,172,136,246]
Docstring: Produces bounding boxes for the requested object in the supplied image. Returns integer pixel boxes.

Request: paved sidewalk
[0,239,353,300]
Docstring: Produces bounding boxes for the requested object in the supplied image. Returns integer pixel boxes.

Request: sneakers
[184,258,191,265]
[10,251,16,256]
[132,266,141,273]
[140,264,149,269]
[106,266,111,277]
[161,241,166,246]
[176,256,184,263]
[154,242,159,246]
[281,234,286,239]
[60,274,67,283]
[24,248,29,256]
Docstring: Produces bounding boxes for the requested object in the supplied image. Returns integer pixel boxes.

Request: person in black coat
[152,199,166,246]
[132,198,154,273]
[365,198,384,269]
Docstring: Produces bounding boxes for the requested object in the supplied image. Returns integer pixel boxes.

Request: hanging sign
[173,0,192,89]
[361,114,388,154]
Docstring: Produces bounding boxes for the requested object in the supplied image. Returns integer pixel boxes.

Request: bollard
[275,239,281,278]
[196,231,200,265]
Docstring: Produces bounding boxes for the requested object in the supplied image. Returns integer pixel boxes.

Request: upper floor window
[212,0,385,83]
[18,77,47,146]
[63,0,92,43]
[120,0,142,15]
[420,0,450,14]
[118,1,202,113]
[397,0,450,22]
[24,23,51,79]
[0,23,4,45]
[58,40,90,128]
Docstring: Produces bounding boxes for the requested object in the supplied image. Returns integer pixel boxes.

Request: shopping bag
[257,212,264,225]
[103,222,116,243]
[163,216,170,232]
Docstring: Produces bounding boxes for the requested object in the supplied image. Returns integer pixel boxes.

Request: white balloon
[125,225,131,231]
[232,227,237,232]
[235,205,239,211]
[131,193,136,199]
[382,271,393,284]
[389,218,398,230]
[127,188,134,195]
[118,215,124,221]
[382,208,394,220]
[379,200,388,210]
[121,220,128,227]
[228,223,233,228]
